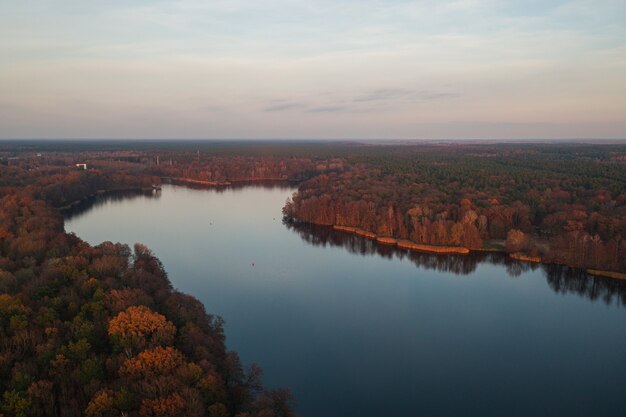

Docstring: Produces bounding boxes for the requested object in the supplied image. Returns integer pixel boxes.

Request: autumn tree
[108,305,176,357]
[506,229,529,253]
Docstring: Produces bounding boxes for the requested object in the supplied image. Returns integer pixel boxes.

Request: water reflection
[162,178,298,193]
[65,183,626,417]
[64,187,626,308]
[285,220,626,306]
[544,265,626,306]
[64,182,295,221]
[62,189,161,220]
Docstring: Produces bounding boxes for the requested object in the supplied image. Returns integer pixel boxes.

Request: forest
[0,144,296,417]
[0,140,625,416]
[283,144,626,274]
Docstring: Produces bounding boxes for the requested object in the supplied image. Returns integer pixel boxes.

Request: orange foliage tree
[107,305,176,357]
[139,393,186,417]
[119,346,184,379]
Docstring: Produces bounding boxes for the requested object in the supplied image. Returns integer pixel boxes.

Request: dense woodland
[0,140,625,416]
[0,147,296,417]
[283,144,626,273]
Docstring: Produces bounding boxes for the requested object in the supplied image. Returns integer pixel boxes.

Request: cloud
[261,88,459,115]
[263,101,309,112]
[353,88,459,103]
[308,106,347,113]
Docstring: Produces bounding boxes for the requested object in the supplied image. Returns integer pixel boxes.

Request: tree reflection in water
[284,220,626,306]
[63,189,161,220]
[64,188,626,308]
[63,182,292,221]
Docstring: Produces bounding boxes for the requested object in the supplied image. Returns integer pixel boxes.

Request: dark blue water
[65,184,626,417]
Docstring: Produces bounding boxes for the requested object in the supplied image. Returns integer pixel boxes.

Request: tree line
[283,144,626,273]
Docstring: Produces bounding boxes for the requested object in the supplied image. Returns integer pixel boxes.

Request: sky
[0,0,625,140]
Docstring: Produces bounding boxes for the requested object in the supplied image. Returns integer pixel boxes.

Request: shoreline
[509,253,542,263]
[328,224,625,281]
[164,177,231,186]
[162,177,297,187]
[586,269,626,281]
[56,187,155,211]
[333,225,471,254]
[62,188,626,283]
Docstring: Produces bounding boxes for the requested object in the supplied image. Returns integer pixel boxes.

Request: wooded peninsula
[0,140,625,417]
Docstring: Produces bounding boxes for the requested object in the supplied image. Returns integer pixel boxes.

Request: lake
[64,184,626,417]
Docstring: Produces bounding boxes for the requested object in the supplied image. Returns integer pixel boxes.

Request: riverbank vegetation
[2,140,625,275]
[283,144,626,273]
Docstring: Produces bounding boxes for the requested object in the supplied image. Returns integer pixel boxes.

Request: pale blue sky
[1,0,625,139]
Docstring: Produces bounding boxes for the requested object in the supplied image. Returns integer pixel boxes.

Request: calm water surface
[65,185,626,417]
